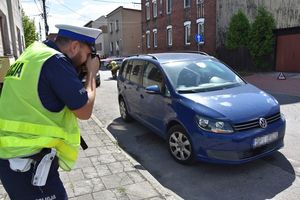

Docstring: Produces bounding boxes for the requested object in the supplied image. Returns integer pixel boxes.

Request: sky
[20,0,141,40]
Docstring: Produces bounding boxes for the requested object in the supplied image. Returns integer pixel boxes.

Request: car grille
[233,112,281,131]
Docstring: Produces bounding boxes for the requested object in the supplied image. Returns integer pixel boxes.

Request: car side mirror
[145,85,161,94]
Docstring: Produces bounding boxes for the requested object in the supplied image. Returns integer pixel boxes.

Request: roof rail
[136,54,158,60]
[173,51,209,56]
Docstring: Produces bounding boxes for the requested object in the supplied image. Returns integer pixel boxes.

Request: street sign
[194,34,203,44]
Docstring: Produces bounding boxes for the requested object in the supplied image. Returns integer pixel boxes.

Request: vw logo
[259,118,268,128]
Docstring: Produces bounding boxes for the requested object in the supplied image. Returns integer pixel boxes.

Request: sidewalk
[243,72,300,97]
[0,116,180,200]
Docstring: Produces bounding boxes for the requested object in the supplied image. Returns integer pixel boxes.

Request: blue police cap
[55,24,102,45]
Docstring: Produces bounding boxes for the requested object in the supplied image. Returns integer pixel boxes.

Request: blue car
[117,52,286,164]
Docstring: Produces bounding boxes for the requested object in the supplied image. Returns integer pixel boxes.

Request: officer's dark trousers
[0,156,68,200]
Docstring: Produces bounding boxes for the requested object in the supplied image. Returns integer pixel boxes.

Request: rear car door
[126,59,145,119]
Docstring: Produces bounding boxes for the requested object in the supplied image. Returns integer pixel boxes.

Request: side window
[125,62,133,80]
[143,62,163,89]
[129,60,144,84]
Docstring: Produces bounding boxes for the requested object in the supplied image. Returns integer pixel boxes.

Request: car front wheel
[168,125,194,164]
[119,98,133,122]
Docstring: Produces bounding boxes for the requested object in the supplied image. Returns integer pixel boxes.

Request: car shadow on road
[107,118,295,200]
[270,93,300,105]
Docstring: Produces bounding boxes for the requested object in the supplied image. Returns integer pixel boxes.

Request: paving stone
[112,188,130,200]
[85,147,100,157]
[59,171,71,183]
[77,150,86,158]
[82,166,99,179]
[89,134,102,141]
[127,171,146,183]
[68,168,85,182]
[74,157,93,169]
[98,154,117,164]
[108,162,125,173]
[124,182,159,200]
[98,146,114,155]
[91,178,106,192]
[91,156,101,166]
[86,141,103,148]
[149,197,166,200]
[103,139,114,146]
[64,182,75,198]
[93,190,117,200]
[113,153,127,161]
[95,164,112,176]
[107,145,122,153]
[101,173,134,189]
[73,180,93,196]
[76,194,94,200]
[121,161,135,172]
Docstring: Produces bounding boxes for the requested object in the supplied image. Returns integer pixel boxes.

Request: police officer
[0,24,101,199]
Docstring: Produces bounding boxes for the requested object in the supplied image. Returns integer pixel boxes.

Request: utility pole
[42,0,49,38]
[39,21,42,41]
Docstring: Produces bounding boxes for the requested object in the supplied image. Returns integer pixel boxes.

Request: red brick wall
[141,0,216,55]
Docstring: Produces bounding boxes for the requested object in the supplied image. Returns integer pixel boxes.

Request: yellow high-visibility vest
[0,42,80,171]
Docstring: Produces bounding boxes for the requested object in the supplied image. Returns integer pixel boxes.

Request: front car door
[139,61,171,136]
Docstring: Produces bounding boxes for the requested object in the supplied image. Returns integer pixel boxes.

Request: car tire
[119,97,133,122]
[168,125,194,164]
[96,79,101,87]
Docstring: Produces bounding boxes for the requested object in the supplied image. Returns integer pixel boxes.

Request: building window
[109,23,113,33]
[166,25,172,46]
[153,0,157,18]
[116,41,120,55]
[166,0,172,14]
[153,29,157,48]
[197,18,205,44]
[197,0,204,18]
[110,42,114,55]
[184,0,191,8]
[146,30,150,49]
[145,2,150,20]
[115,20,119,31]
[184,21,191,45]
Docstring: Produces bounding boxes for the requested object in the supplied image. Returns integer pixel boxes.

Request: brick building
[141,0,216,55]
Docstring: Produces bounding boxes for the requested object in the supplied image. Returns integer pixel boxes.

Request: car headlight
[195,115,234,134]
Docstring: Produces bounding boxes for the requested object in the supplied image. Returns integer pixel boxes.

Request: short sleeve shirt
[38,40,88,112]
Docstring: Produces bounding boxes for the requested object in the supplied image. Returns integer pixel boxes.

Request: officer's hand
[85,54,100,75]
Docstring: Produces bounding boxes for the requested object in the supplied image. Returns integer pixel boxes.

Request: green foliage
[248,7,276,69]
[225,10,250,50]
[22,10,38,47]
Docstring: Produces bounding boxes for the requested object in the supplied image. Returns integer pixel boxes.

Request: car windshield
[162,59,245,93]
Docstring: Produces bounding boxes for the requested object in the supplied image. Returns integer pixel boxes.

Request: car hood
[180,83,279,123]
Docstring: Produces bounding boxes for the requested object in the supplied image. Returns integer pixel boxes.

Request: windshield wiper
[177,89,198,93]
[177,88,209,93]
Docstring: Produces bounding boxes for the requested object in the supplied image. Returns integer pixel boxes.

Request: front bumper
[192,118,286,164]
